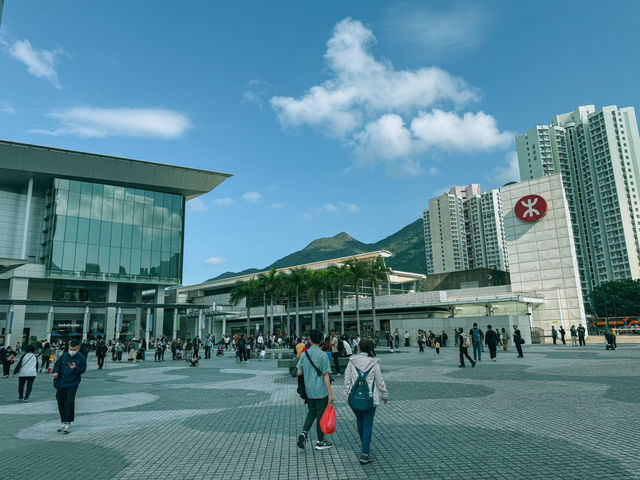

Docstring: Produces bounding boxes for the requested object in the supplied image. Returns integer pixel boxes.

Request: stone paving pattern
[1,343,639,479]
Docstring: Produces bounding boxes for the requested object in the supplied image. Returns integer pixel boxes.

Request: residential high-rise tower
[516,105,640,294]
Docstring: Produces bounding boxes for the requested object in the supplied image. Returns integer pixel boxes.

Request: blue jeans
[473,342,482,361]
[353,406,376,455]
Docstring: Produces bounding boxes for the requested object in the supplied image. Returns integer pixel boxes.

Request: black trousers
[488,344,497,359]
[155,350,162,362]
[56,385,79,423]
[516,343,523,357]
[18,376,35,398]
[41,356,51,372]
[579,337,586,346]
[97,355,105,369]
[552,336,557,344]
[333,353,341,374]
[303,396,328,442]
[204,346,211,359]
[561,335,566,345]
[3,361,11,376]
[459,347,474,366]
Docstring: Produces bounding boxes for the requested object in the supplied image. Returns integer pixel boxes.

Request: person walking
[128,339,138,362]
[441,330,448,347]
[393,329,399,349]
[559,326,567,345]
[155,339,163,362]
[330,331,341,376]
[485,325,498,362]
[52,339,87,433]
[577,325,586,346]
[343,338,388,465]
[501,328,509,351]
[204,334,213,359]
[417,330,425,353]
[296,329,335,451]
[404,330,410,347]
[457,328,475,368]
[95,340,108,370]
[1,345,15,378]
[471,323,483,362]
[513,325,524,358]
[115,340,123,362]
[40,342,52,373]
[551,326,558,345]
[13,344,38,402]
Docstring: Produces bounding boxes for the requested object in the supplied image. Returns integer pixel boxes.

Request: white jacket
[343,353,388,406]
[16,352,38,377]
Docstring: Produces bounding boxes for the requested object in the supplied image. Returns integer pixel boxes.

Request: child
[435,342,440,354]
[259,349,266,361]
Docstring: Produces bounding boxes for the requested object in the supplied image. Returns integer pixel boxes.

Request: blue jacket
[53,352,87,388]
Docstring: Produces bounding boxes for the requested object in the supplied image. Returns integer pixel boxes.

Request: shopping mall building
[0,140,230,347]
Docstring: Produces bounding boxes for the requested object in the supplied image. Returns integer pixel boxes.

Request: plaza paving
[2,343,639,480]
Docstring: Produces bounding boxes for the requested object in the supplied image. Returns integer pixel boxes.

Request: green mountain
[207,218,426,281]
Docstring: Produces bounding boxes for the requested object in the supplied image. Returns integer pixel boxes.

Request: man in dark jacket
[559,326,566,345]
[513,325,524,358]
[52,339,87,433]
[95,340,108,370]
[484,325,498,362]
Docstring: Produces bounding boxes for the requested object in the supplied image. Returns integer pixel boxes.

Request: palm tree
[230,278,259,335]
[314,269,333,334]
[327,264,349,334]
[289,267,308,337]
[305,270,323,331]
[368,256,391,333]
[344,258,370,336]
[257,273,269,334]
[264,269,280,335]
[276,271,292,337]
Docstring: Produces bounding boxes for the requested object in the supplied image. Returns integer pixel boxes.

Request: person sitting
[189,355,201,367]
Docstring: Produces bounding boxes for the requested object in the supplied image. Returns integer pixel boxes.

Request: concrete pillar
[222,315,226,336]
[172,309,178,340]
[20,178,33,259]
[197,310,203,339]
[46,306,54,343]
[133,287,142,337]
[6,277,29,347]
[115,306,122,339]
[104,282,117,342]
[82,305,90,340]
[154,287,165,339]
[145,308,151,346]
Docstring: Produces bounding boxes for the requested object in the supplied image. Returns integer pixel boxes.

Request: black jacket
[485,330,498,347]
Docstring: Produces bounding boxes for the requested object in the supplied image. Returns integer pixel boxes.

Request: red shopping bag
[320,404,336,435]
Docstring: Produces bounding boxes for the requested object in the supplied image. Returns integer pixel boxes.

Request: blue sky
[1,1,638,285]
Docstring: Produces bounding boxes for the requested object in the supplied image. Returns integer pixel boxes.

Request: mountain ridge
[206,218,426,282]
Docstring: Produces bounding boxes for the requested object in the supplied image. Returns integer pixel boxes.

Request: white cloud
[267,202,285,209]
[385,4,489,54]
[303,201,361,220]
[187,197,207,212]
[492,151,521,186]
[243,79,271,109]
[0,101,15,115]
[270,18,511,176]
[339,201,360,213]
[241,191,264,204]
[212,197,234,207]
[205,257,226,265]
[7,39,65,89]
[34,107,191,139]
[301,212,313,221]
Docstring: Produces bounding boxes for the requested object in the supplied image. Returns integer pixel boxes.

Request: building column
[82,305,90,341]
[172,309,178,339]
[197,310,203,339]
[133,287,142,338]
[154,287,165,339]
[222,315,226,336]
[20,178,33,260]
[145,308,151,346]
[6,277,29,347]
[46,306,54,343]
[115,306,122,339]
[105,282,118,342]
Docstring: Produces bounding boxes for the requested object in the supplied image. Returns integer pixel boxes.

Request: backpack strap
[304,350,323,377]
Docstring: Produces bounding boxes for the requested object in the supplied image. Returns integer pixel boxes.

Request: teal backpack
[348,365,375,411]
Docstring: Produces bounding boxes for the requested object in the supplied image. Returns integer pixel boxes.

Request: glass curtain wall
[47,178,184,284]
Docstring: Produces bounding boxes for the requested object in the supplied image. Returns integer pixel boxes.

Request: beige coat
[343,353,388,406]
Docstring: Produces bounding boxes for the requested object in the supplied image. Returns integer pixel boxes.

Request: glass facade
[47,178,184,284]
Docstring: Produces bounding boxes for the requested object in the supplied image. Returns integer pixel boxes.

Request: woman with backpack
[458,327,476,368]
[343,338,388,465]
[13,344,38,402]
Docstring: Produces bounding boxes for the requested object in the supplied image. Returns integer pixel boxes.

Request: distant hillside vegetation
[206,218,426,282]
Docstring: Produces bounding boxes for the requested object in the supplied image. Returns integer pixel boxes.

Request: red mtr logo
[515,194,548,222]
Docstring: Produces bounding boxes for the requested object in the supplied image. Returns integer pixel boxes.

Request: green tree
[289,267,308,337]
[305,269,324,331]
[344,258,370,335]
[327,263,349,334]
[367,256,391,333]
[276,270,292,337]
[590,280,640,319]
[230,278,259,336]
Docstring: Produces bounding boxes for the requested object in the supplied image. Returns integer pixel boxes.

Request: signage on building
[515,194,548,222]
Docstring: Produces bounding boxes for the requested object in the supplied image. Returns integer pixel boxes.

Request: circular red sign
[515,194,548,222]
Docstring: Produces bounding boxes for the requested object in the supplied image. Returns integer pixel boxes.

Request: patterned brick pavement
[1,343,639,479]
